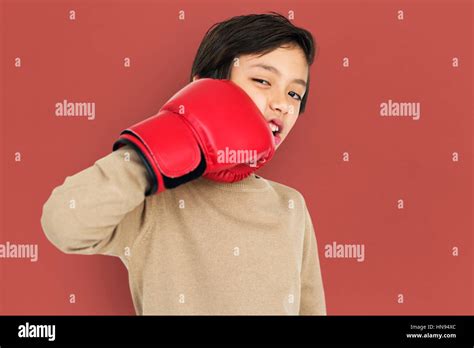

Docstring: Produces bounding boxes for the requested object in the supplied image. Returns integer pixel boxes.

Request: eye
[289,91,302,101]
[252,78,271,86]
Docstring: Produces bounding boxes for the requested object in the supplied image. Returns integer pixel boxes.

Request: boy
[41,12,326,315]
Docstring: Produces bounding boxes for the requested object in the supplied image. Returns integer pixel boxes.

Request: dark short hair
[190,12,316,114]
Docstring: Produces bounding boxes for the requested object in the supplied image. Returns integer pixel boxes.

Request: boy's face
[229,45,308,149]
[193,44,309,149]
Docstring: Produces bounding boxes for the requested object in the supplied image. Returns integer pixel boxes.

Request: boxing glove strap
[113,135,207,196]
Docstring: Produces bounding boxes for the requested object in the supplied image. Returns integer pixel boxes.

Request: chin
[275,140,283,149]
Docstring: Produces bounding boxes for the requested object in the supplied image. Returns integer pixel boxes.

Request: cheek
[283,115,298,136]
[239,85,267,115]
[247,92,267,115]
[229,76,267,115]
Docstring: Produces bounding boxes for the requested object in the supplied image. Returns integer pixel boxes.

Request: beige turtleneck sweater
[40,146,326,315]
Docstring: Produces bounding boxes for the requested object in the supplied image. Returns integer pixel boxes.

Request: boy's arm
[40,145,152,258]
[299,203,327,315]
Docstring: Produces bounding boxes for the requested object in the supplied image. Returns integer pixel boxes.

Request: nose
[269,93,290,115]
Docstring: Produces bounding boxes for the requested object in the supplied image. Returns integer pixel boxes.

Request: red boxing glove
[113,78,275,196]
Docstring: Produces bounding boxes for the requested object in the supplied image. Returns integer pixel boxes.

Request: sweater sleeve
[40,145,152,261]
[299,203,327,315]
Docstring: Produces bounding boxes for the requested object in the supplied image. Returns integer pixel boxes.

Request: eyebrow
[250,63,307,88]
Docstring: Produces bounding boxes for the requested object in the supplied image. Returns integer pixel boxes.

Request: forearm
[40,145,150,255]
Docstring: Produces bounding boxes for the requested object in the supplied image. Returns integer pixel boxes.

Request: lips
[273,133,282,146]
[268,119,283,146]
